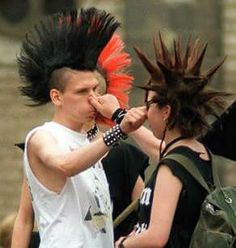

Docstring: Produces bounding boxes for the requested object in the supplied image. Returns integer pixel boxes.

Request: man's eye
[77,89,87,94]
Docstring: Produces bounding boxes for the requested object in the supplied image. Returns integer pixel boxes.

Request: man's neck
[52,115,85,133]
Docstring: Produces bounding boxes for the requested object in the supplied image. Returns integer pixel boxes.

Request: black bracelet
[112,108,127,124]
[103,124,127,147]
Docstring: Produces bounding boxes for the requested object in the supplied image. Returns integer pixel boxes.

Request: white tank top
[23,121,113,248]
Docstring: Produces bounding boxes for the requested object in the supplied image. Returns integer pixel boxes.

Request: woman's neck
[164,128,183,145]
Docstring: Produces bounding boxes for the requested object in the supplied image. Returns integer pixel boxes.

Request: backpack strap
[209,152,221,189]
[161,153,211,193]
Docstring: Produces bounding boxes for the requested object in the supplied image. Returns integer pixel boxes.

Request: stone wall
[0,0,235,222]
[223,0,236,91]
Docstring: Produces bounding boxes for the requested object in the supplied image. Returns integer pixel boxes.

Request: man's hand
[120,107,147,134]
[89,94,120,119]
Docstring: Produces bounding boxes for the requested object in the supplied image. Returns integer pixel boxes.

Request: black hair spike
[18,7,120,105]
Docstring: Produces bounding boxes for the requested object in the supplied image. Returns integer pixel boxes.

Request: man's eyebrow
[75,82,99,91]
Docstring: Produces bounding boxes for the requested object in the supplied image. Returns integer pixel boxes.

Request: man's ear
[50,89,63,106]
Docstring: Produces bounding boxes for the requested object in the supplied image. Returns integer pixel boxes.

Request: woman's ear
[50,89,63,106]
[163,104,171,121]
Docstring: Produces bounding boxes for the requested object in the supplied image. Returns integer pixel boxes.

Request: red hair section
[97,33,133,126]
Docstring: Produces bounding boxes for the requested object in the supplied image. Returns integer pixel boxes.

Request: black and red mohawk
[17,8,124,106]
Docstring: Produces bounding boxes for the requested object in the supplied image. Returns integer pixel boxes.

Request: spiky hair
[18,7,120,105]
[135,33,230,137]
[97,33,133,126]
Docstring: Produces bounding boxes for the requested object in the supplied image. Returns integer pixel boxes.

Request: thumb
[136,106,147,111]
[135,106,147,114]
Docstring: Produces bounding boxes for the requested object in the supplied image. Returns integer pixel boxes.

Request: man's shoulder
[26,123,57,148]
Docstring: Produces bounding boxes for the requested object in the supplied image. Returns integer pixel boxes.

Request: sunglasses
[145,99,158,110]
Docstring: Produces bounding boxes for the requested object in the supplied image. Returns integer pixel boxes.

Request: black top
[102,142,149,241]
[135,146,213,248]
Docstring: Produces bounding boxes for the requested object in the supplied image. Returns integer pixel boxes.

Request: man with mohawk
[111,34,231,247]
[13,8,148,248]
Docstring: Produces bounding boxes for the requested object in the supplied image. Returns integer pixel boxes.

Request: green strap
[162,153,211,193]
[210,154,222,189]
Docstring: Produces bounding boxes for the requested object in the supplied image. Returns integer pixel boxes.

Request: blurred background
[0,0,235,222]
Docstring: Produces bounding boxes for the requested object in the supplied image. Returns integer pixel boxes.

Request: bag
[164,153,236,248]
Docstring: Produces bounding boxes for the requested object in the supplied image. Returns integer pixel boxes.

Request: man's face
[58,69,100,125]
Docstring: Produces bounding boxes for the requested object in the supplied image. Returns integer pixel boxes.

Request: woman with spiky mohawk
[115,34,231,248]
[15,7,145,248]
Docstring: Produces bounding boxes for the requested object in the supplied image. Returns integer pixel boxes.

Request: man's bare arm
[29,109,145,178]
[29,130,111,177]
[11,178,34,248]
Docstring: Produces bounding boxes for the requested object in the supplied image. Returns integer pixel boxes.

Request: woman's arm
[117,165,183,248]
[130,125,161,162]
[89,94,161,161]
[11,177,34,248]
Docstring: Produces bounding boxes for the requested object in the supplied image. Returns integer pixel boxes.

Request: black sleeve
[200,100,236,161]
[158,157,207,212]
[102,142,149,216]
[102,142,149,240]
[159,158,191,189]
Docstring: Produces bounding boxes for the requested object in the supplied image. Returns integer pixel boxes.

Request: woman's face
[146,91,169,139]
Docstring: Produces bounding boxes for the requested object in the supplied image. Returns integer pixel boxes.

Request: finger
[135,106,147,112]
[124,114,137,123]
[97,97,105,104]
[89,96,103,110]
[129,109,147,120]
[128,111,142,120]
[116,236,125,244]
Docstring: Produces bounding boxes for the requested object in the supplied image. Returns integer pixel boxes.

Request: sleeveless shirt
[135,146,213,248]
[23,121,113,248]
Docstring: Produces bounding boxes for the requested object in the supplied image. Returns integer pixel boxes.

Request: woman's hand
[115,231,135,248]
[120,107,147,134]
[89,94,120,119]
